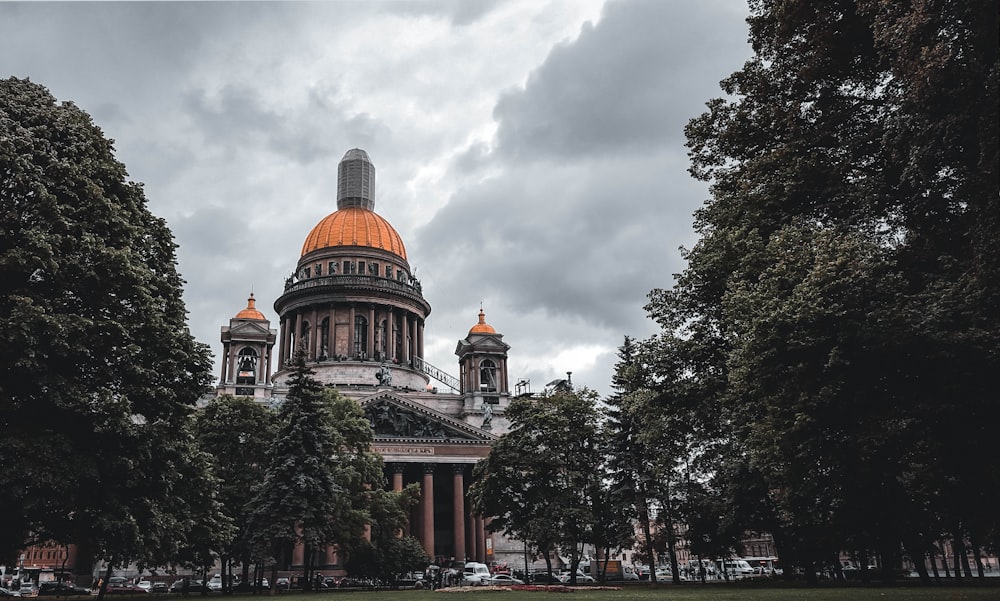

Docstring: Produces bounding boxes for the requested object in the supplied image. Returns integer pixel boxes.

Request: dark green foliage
[471,388,604,584]
[247,349,383,587]
[193,395,277,586]
[0,78,215,570]
[344,485,427,584]
[642,0,998,582]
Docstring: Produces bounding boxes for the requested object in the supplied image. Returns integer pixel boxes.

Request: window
[354,315,368,358]
[357,261,365,274]
[345,260,355,274]
[385,264,392,277]
[315,263,322,276]
[393,318,403,361]
[480,359,497,392]
[303,266,311,278]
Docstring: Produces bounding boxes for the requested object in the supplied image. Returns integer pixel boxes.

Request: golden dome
[301,207,407,259]
[469,309,496,334]
[235,293,265,320]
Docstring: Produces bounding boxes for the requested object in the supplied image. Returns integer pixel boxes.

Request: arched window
[393,318,403,361]
[480,359,497,392]
[237,348,258,385]
[354,315,368,358]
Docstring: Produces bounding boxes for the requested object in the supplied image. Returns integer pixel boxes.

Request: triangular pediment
[359,393,495,444]
[228,321,273,337]
[455,335,510,355]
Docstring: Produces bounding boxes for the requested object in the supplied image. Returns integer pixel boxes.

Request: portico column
[422,464,435,558]
[392,464,404,492]
[453,465,466,564]
[391,464,407,537]
[475,515,486,563]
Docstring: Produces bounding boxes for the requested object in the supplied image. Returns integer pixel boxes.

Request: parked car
[169,579,201,593]
[106,583,149,595]
[558,571,594,584]
[38,582,90,596]
[485,575,523,586]
[529,573,562,584]
[0,588,22,598]
[150,583,168,594]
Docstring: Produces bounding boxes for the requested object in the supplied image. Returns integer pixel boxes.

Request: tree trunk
[637,483,657,584]
[803,560,817,585]
[929,551,940,580]
[970,533,986,578]
[95,561,115,601]
[952,534,964,580]
[240,556,250,592]
[904,540,930,584]
[665,515,680,584]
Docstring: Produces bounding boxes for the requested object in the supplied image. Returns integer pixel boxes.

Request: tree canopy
[640,0,998,582]
[471,387,604,583]
[0,77,216,571]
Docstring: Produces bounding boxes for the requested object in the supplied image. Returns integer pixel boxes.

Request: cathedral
[214,149,516,571]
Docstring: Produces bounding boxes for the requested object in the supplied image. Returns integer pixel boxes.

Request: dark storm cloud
[493,0,749,160]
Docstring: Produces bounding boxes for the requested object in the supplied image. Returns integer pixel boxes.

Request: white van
[462,562,490,586]
[718,559,755,579]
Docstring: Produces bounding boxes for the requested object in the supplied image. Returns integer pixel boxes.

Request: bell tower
[218,292,277,399]
[455,308,511,432]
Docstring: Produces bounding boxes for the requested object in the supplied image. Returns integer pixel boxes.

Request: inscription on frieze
[374,445,435,455]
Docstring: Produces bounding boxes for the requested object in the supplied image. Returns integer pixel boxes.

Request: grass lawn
[249,582,999,601]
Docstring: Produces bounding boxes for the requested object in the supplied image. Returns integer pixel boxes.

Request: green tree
[647,0,999,584]
[471,388,604,584]
[0,78,216,574]
[343,485,427,585]
[247,349,382,590]
[602,337,660,581]
[193,395,277,590]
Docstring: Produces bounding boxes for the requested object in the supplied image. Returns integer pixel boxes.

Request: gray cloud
[2,0,750,397]
[493,0,749,160]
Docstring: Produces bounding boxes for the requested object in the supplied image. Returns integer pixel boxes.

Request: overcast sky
[2,0,752,397]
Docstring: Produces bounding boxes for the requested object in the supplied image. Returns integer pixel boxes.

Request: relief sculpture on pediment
[365,402,447,438]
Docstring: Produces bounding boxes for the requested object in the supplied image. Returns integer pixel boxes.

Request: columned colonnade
[276,304,425,367]
[389,462,489,564]
[288,461,488,569]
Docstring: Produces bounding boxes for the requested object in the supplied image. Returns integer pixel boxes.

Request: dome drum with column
[272,149,431,391]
